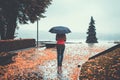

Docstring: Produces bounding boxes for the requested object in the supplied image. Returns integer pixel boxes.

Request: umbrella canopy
[49,26,71,34]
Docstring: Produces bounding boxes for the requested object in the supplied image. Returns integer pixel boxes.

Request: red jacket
[56,34,66,45]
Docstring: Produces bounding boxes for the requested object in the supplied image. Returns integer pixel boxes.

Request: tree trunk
[6,17,17,39]
[5,6,18,40]
[2,0,18,40]
[0,20,6,40]
[0,28,6,40]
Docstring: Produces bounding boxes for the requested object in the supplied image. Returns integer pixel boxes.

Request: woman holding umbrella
[49,26,71,74]
[56,34,66,74]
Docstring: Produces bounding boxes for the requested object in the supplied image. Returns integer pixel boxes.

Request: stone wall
[0,39,36,52]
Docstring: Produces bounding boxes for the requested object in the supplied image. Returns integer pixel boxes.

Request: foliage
[0,48,56,79]
[0,0,52,39]
[79,48,120,80]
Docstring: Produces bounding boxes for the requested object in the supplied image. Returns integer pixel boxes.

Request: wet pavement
[37,43,115,80]
[0,42,115,80]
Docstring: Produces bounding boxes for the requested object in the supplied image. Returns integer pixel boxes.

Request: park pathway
[36,43,114,80]
[1,42,115,80]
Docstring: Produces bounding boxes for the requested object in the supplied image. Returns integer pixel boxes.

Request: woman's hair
[56,34,66,41]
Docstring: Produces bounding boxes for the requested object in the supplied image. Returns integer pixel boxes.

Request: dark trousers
[56,44,65,66]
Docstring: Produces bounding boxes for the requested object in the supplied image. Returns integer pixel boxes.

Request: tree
[0,15,6,40]
[0,0,52,40]
[86,16,98,43]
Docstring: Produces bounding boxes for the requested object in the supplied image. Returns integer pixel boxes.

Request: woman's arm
[64,35,66,41]
[56,34,58,41]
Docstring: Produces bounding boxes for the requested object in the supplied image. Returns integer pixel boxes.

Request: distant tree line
[0,0,52,40]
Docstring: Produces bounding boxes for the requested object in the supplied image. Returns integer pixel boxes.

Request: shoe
[57,66,62,74]
[57,70,60,74]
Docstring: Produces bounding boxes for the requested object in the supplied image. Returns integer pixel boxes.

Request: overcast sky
[18,0,120,35]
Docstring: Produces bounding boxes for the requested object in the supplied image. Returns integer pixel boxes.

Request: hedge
[0,39,36,52]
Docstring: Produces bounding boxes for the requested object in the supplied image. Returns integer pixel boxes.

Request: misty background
[16,29,120,42]
[16,0,120,42]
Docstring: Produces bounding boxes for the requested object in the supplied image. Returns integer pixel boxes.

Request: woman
[56,34,66,74]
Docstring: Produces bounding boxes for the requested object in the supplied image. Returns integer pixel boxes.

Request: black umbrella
[49,26,71,34]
